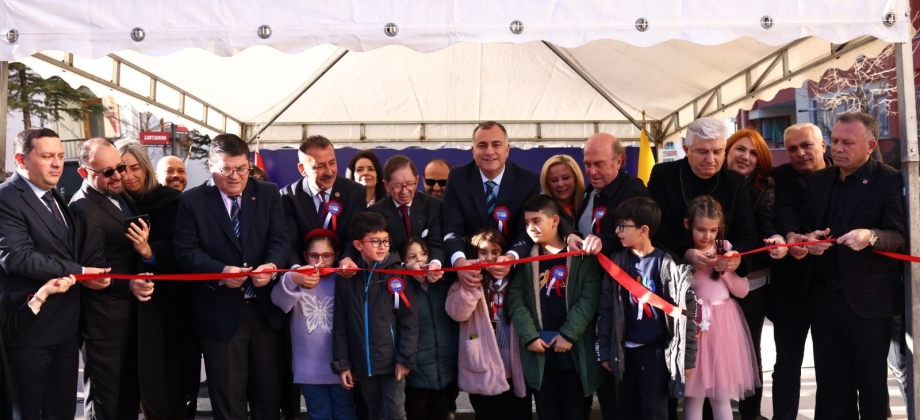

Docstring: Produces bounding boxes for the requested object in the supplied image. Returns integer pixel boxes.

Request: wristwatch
[868,229,879,248]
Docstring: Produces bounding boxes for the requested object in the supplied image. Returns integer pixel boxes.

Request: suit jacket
[574,169,650,256]
[69,182,141,340]
[768,161,829,321]
[281,176,366,265]
[442,161,540,260]
[0,172,82,347]
[345,192,445,264]
[174,178,288,341]
[648,158,758,275]
[800,158,906,318]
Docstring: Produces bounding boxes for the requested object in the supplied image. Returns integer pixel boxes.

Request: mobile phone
[124,214,151,233]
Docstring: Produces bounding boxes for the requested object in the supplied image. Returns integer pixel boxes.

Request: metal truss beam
[658,36,880,140]
[30,52,243,135]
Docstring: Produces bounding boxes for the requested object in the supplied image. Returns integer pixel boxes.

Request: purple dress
[271,272,340,385]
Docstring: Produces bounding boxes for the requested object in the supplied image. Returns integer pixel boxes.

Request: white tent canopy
[0,0,910,149]
[2,1,920,418]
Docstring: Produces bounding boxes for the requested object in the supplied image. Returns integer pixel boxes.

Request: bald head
[156,155,188,191]
[583,133,625,190]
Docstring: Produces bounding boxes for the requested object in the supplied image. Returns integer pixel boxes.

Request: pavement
[74,320,908,419]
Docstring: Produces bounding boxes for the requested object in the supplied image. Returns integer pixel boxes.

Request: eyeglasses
[306,252,335,262]
[85,163,127,178]
[217,166,250,177]
[424,179,447,187]
[359,239,391,248]
[388,182,416,192]
[615,223,637,231]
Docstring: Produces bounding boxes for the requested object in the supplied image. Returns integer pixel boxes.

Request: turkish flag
[254,150,266,171]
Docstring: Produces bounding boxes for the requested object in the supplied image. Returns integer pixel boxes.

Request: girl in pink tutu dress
[682,196,760,420]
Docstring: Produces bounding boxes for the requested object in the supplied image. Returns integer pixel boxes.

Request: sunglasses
[424,179,447,187]
[85,163,127,178]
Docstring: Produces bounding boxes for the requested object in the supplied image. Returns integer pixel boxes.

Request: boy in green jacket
[507,194,604,420]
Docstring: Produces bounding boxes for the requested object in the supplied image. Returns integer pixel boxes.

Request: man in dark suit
[174,134,289,420]
[442,120,540,285]
[0,128,108,420]
[280,135,366,265]
[70,138,155,420]
[769,122,831,420]
[647,117,758,274]
[367,155,445,276]
[791,112,906,419]
[564,133,649,420]
[567,133,650,256]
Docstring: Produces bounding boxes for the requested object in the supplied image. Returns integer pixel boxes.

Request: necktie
[115,195,134,218]
[577,190,598,235]
[231,195,256,298]
[41,191,67,230]
[484,180,497,216]
[398,205,411,236]
[317,191,327,225]
[230,196,241,239]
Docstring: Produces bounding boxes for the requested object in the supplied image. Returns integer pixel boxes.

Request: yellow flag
[637,128,656,185]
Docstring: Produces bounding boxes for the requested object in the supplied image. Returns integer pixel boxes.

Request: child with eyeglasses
[332,213,418,420]
[271,228,358,420]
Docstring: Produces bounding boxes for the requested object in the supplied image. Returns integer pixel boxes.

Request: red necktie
[398,205,411,236]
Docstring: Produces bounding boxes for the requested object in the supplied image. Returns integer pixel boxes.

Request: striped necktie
[485,180,497,216]
[229,196,241,238]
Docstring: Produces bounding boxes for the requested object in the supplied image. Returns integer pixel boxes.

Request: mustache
[319,174,335,181]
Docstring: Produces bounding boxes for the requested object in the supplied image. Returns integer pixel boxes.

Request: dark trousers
[618,344,668,420]
[200,302,281,420]
[358,373,406,420]
[770,309,811,420]
[6,337,79,420]
[83,333,141,420]
[279,316,303,420]
[810,282,891,420]
[735,284,768,419]
[593,371,617,420]
[468,379,532,420]
[142,398,189,420]
[534,368,585,420]
[405,382,457,420]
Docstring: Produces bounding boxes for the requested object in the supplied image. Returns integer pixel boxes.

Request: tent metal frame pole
[895,38,920,420]
[541,41,647,136]
[658,36,882,140]
[0,61,8,182]
[29,52,239,135]
[246,48,348,143]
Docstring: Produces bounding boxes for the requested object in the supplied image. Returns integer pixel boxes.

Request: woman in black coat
[723,128,787,420]
[116,140,198,420]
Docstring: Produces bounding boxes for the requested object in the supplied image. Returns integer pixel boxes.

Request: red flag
[254,150,266,171]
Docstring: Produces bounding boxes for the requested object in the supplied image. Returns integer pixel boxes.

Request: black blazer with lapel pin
[0,172,83,347]
[174,178,289,341]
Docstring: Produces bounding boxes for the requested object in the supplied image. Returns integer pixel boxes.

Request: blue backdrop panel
[255,146,651,189]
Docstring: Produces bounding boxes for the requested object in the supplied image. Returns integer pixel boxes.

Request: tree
[185,130,212,169]
[7,62,106,129]
[815,48,898,117]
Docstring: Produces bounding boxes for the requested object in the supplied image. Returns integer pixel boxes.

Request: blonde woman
[540,155,585,229]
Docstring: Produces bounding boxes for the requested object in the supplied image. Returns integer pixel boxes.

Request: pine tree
[7,62,106,129]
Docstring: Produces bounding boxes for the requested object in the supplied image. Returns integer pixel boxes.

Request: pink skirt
[684,298,761,399]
